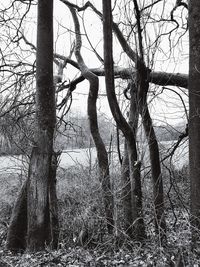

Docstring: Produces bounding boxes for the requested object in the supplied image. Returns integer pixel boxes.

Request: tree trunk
[6,181,27,252]
[188,0,200,245]
[121,141,132,235]
[142,108,166,238]
[27,0,56,251]
[27,147,52,251]
[6,153,59,252]
[129,82,145,239]
[121,82,145,239]
[137,61,166,242]
[102,0,146,240]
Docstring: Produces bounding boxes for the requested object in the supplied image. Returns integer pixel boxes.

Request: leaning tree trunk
[188,0,200,245]
[27,0,56,251]
[142,106,166,237]
[68,6,114,233]
[102,0,146,240]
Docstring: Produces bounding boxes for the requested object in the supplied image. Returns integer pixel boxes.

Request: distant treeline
[0,112,186,155]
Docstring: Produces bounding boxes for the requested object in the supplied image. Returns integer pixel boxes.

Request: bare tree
[26,0,56,251]
[6,0,58,252]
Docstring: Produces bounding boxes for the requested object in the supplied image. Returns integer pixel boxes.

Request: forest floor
[0,154,199,266]
[0,211,199,267]
[0,242,199,266]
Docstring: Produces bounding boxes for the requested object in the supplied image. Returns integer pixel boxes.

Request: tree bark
[27,147,51,251]
[137,61,166,242]
[188,0,200,245]
[27,0,56,251]
[6,153,59,252]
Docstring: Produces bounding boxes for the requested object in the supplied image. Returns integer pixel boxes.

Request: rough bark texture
[27,147,52,251]
[6,154,59,252]
[102,0,146,240]
[68,6,114,233]
[27,0,56,251]
[6,181,27,252]
[188,0,200,245]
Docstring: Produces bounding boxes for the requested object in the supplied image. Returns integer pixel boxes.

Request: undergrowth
[0,163,199,266]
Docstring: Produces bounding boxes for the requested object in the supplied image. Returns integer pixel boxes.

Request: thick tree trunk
[102,0,146,239]
[27,146,52,251]
[6,181,27,252]
[27,0,56,251]
[6,2,58,248]
[68,6,114,233]
[6,153,59,252]
[188,0,200,245]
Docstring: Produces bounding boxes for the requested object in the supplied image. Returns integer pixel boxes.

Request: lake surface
[0,140,189,175]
